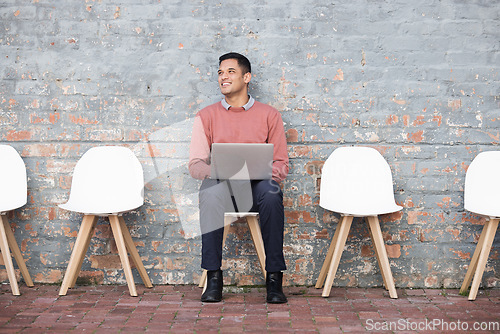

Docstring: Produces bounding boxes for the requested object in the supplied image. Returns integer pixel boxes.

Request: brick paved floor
[0,284,499,333]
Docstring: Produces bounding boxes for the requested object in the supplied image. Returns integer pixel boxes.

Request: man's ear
[244,72,252,84]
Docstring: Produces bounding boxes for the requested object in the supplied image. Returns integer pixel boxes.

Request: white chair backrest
[319,147,402,216]
[60,146,144,215]
[0,145,27,212]
[464,151,500,218]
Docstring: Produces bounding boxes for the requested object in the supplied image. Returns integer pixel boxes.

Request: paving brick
[1,283,483,333]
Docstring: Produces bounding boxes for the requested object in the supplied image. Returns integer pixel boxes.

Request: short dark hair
[219,52,251,74]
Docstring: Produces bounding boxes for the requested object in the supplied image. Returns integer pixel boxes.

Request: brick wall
[0,0,498,289]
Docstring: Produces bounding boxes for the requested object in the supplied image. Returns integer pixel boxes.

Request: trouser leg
[251,180,287,272]
[200,179,227,270]
[199,179,253,270]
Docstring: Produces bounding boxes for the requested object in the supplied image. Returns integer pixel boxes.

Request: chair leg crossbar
[315,215,398,299]
[459,219,499,300]
[199,214,266,291]
[59,214,153,297]
[0,214,34,295]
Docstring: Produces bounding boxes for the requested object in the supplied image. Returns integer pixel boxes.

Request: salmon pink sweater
[189,100,289,182]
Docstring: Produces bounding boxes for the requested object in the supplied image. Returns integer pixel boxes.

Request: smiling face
[217,58,251,98]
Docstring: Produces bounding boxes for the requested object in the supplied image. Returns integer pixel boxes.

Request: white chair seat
[0,203,27,214]
[333,204,402,218]
[58,203,142,217]
[0,145,27,214]
[225,212,259,218]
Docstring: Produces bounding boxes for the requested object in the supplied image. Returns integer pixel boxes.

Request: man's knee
[261,188,282,204]
[199,180,231,206]
[254,180,283,208]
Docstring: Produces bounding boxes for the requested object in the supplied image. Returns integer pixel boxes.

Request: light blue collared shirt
[221,95,255,111]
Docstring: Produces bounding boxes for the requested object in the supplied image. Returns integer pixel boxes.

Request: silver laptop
[210,143,273,180]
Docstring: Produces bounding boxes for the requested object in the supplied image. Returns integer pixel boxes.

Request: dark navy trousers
[199,178,287,272]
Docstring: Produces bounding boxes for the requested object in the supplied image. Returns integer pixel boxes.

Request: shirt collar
[221,95,255,111]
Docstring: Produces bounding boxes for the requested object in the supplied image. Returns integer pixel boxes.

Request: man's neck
[224,93,249,108]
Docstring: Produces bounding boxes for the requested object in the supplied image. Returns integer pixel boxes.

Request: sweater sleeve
[188,113,211,180]
[268,110,289,183]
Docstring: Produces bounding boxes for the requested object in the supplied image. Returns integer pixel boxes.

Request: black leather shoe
[266,271,287,304]
[201,269,223,302]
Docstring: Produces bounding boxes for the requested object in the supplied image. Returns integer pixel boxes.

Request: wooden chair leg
[366,217,389,291]
[460,221,489,295]
[59,215,96,296]
[246,216,267,278]
[222,215,231,245]
[367,216,398,299]
[1,215,33,287]
[322,215,353,297]
[0,215,20,295]
[199,270,207,288]
[109,215,137,297]
[468,218,499,300]
[118,216,153,288]
[315,217,343,289]
[69,215,97,288]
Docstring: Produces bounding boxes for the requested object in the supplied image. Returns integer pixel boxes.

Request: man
[189,52,289,303]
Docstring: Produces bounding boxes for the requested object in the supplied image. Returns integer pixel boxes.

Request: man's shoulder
[252,101,282,120]
[197,101,222,116]
[252,100,279,114]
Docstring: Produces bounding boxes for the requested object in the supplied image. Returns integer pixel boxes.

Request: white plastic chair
[460,151,500,300]
[0,145,34,295]
[198,212,266,291]
[58,146,152,297]
[315,147,401,298]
